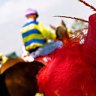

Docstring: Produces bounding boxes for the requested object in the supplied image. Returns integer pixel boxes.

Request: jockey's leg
[40,41,63,55]
[30,41,63,58]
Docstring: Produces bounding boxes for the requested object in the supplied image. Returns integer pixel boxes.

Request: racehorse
[50,20,86,45]
[36,13,96,96]
[35,20,86,65]
[0,57,45,96]
[22,19,86,65]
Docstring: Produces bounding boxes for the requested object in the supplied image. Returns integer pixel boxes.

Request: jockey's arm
[38,23,56,41]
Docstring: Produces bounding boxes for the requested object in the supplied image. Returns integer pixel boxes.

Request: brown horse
[0,57,45,96]
[50,20,86,45]
[35,20,86,65]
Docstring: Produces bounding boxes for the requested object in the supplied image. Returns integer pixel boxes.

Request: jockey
[0,53,8,67]
[20,8,62,59]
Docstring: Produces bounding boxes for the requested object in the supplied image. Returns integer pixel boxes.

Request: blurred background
[0,0,95,56]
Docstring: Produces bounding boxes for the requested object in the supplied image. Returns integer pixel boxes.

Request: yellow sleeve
[38,23,56,40]
[2,56,8,64]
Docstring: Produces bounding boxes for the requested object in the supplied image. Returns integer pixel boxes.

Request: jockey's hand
[55,41,63,48]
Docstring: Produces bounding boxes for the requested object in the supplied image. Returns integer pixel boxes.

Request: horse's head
[1,58,44,96]
[56,26,68,40]
[50,20,72,40]
[0,58,24,74]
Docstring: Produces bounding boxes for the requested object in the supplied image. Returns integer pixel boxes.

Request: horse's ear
[50,25,56,30]
[61,20,66,27]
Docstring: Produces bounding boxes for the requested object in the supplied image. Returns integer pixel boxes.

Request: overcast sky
[0,0,96,56]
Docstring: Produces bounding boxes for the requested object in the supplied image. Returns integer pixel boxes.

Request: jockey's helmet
[25,8,39,18]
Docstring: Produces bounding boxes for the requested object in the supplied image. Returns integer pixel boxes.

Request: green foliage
[6,52,18,59]
[71,20,88,31]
